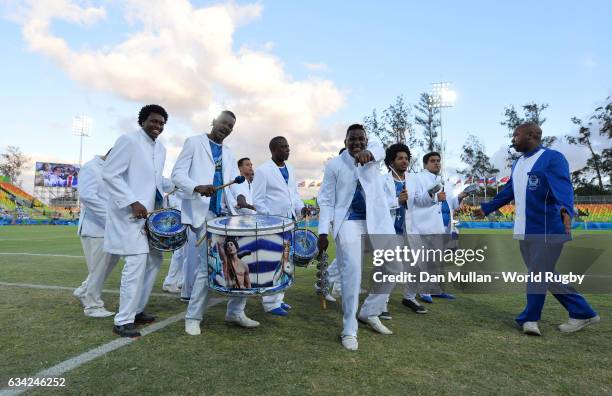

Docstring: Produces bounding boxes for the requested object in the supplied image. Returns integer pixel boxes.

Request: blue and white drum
[206,215,295,297]
[293,229,318,267]
[145,208,188,251]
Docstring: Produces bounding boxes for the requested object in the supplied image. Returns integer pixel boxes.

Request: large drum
[145,208,188,251]
[206,215,295,297]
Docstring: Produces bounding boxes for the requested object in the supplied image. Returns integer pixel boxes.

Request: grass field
[1,226,611,395]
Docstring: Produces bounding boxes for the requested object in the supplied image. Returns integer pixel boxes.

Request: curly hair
[138,104,168,126]
[384,143,411,168]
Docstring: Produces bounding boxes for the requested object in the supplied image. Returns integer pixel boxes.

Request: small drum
[206,215,295,297]
[293,229,318,267]
[145,208,188,251]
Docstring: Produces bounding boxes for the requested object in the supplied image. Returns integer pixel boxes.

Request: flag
[499,176,510,185]
[465,176,472,184]
[298,181,306,187]
[308,181,316,187]
[478,177,486,185]
[455,178,462,185]
[487,176,496,185]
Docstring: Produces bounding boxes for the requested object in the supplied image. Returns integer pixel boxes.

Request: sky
[1,0,611,195]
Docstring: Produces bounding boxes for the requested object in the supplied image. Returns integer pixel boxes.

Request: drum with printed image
[206,215,295,296]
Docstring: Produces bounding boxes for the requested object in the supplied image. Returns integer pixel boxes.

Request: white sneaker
[522,321,541,336]
[162,284,181,294]
[331,282,342,298]
[324,294,337,303]
[185,319,201,335]
[358,315,393,335]
[84,308,115,318]
[225,313,260,328]
[341,335,358,351]
[558,315,600,333]
[73,292,86,307]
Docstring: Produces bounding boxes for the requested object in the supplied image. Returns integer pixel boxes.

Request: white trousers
[334,220,388,337]
[163,245,185,288]
[185,217,247,321]
[75,237,120,311]
[262,292,284,312]
[181,228,198,299]
[114,250,163,326]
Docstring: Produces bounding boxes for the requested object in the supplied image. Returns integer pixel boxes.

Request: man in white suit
[74,150,120,318]
[251,137,308,316]
[172,110,259,336]
[235,157,256,215]
[408,152,465,302]
[103,104,173,338]
[317,124,396,351]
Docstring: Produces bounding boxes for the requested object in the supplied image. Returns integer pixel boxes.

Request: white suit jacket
[77,156,107,238]
[408,170,459,235]
[171,135,241,228]
[251,160,303,218]
[234,180,256,215]
[102,130,171,255]
[317,145,394,239]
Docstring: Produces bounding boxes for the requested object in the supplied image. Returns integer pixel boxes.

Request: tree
[0,146,29,186]
[414,92,441,152]
[458,135,499,180]
[363,95,419,171]
[567,96,612,191]
[500,103,555,168]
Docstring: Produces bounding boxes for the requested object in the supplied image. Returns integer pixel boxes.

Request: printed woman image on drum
[218,238,251,289]
[205,214,295,297]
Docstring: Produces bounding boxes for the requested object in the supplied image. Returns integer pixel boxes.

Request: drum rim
[206,214,295,235]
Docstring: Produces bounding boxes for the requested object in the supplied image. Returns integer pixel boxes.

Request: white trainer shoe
[162,284,181,294]
[358,315,393,335]
[185,319,201,335]
[84,308,115,318]
[225,313,260,328]
[325,294,337,303]
[341,335,358,351]
[558,315,600,333]
[522,321,541,336]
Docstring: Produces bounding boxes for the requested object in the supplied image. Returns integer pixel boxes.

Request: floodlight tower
[72,115,92,167]
[430,82,457,176]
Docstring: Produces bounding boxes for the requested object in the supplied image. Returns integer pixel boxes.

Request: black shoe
[113,323,141,338]
[402,298,428,314]
[134,312,156,325]
[379,311,392,320]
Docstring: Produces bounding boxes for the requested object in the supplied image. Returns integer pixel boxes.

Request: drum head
[207,215,295,236]
[294,229,318,259]
[147,209,186,236]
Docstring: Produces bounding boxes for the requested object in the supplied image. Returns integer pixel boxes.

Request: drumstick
[213,176,245,192]
[129,208,167,220]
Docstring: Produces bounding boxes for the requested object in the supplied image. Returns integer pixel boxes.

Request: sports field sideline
[1,226,611,394]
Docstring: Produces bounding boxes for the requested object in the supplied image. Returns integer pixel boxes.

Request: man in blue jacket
[474,122,599,336]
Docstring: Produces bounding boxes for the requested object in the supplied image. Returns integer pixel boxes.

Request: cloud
[581,55,597,69]
[304,62,329,72]
[9,0,345,183]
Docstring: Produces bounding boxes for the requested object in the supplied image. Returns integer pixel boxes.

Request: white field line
[0,252,171,261]
[0,296,224,396]
[0,281,178,299]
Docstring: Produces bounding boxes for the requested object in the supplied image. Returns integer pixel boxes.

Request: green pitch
[1,226,611,394]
